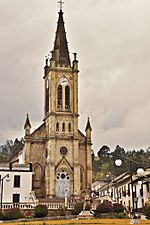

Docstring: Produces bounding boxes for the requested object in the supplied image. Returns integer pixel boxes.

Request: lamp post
[105,173,112,195]
[0,174,10,212]
[65,188,68,208]
[115,157,144,219]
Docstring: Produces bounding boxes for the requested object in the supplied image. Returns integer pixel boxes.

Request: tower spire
[50,4,70,67]
[24,114,31,129]
[85,117,92,132]
[24,114,31,136]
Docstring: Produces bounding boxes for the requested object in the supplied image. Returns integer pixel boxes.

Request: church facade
[23,9,92,199]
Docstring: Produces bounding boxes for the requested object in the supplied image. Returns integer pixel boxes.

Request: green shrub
[2,208,22,220]
[0,211,3,220]
[34,205,48,218]
[143,205,150,219]
[113,203,124,213]
[113,212,128,218]
[73,202,84,215]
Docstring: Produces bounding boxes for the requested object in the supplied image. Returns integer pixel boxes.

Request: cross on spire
[58,0,64,11]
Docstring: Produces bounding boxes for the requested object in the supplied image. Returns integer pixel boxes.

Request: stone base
[130,219,139,224]
[78,210,94,219]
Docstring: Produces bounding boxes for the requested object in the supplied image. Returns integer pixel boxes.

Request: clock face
[59,77,68,86]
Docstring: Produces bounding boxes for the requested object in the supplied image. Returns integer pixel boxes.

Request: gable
[30,123,46,139]
[55,157,73,174]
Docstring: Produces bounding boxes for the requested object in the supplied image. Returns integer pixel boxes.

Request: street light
[115,157,144,219]
[0,174,10,212]
[105,173,112,195]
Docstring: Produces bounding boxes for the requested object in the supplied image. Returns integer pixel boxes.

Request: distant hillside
[93,145,150,182]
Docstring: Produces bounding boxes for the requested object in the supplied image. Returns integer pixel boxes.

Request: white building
[0,163,37,209]
[97,168,150,211]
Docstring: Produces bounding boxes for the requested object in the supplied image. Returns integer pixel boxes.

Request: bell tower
[44,9,81,198]
[44,10,79,135]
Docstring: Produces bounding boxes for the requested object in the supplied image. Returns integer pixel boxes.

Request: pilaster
[86,143,92,189]
[73,139,80,195]
[24,140,31,165]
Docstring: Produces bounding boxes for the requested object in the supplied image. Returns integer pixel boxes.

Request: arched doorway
[56,170,70,198]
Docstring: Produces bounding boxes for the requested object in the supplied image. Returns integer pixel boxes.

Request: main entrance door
[56,170,70,198]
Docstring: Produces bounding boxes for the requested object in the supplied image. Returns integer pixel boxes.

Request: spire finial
[24,113,31,129]
[58,0,64,11]
[73,53,77,61]
[85,117,92,132]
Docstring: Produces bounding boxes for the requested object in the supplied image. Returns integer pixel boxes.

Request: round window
[61,173,66,179]
[60,146,68,156]
[56,171,70,180]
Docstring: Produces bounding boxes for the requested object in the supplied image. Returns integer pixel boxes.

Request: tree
[93,145,150,180]
[97,145,110,161]
[111,145,126,160]
[0,138,24,162]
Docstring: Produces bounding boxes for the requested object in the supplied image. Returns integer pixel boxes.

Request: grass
[1,219,150,225]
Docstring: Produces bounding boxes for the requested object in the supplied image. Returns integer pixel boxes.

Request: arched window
[34,165,41,181]
[65,85,70,110]
[68,123,71,132]
[57,85,62,110]
[56,122,59,132]
[62,122,65,132]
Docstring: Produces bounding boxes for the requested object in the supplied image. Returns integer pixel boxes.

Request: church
[21,5,92,200]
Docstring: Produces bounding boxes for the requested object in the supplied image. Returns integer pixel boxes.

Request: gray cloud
[0,0,150,154]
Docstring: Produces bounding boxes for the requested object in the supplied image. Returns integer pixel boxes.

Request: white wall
[0,169,34,203]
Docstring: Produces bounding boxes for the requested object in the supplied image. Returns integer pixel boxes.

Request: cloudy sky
[0,0,150,154]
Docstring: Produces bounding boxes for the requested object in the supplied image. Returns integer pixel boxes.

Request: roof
[51,10,70,67]
[24,114,31,129]
[85,117,92,131]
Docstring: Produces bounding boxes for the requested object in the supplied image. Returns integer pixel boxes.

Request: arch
[34,165,41,181]
[57,85,62,110]
[33,163,42,181]
[56,170,70,198]
[32,163,43,196]
[65,85,70,110]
